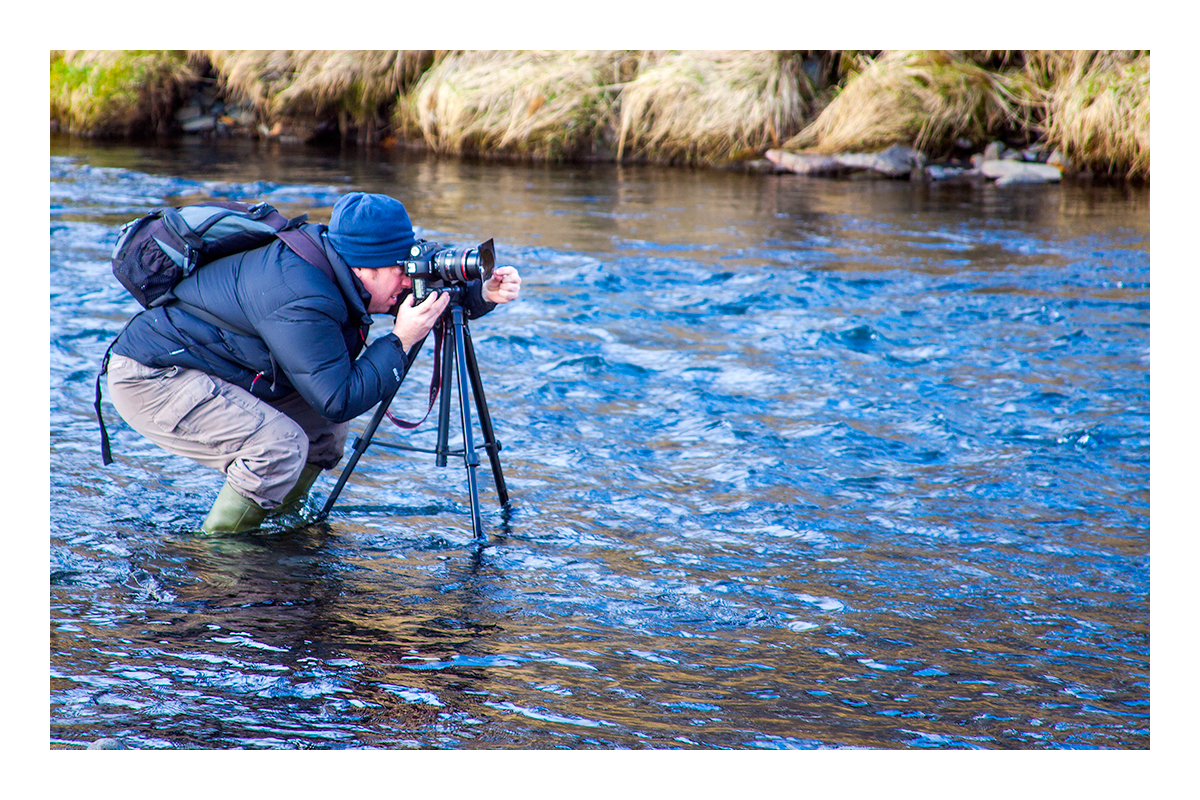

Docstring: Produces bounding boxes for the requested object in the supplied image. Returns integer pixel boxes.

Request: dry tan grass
[202,50,434,142]
[1030,50,1150,178]
[784,50,1035,155]
[51,49,1151,179]
[397,50,633,160]
[50,50,197,137]
[616,50,814,165]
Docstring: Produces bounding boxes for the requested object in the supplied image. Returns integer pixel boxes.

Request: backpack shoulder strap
[95,345,115,466]
[276,228,335,283]
[95,314,141,466]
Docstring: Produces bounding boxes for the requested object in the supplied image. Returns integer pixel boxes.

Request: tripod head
[435,284,467,305]
[385,283,466,319]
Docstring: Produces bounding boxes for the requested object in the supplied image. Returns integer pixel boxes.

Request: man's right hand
[392,291,450,351]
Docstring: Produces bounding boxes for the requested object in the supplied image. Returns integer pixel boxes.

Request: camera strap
[383,318,444,430]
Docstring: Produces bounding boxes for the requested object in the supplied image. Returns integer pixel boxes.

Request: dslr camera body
[404,238,495,302]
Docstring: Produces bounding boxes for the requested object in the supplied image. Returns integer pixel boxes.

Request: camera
[405,238,495,302]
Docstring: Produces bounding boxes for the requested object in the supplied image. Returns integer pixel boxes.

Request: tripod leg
[450,305,485,542]
[461,321,510,507]
[316,383,400,521]
[315,335,426,522]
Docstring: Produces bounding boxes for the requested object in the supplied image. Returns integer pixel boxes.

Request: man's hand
[483,266,522,304]
[392,291,450,351]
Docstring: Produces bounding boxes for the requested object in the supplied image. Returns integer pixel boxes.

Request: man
[105,192,522,534]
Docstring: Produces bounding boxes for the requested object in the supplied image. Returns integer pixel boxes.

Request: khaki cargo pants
[106,354,349,509]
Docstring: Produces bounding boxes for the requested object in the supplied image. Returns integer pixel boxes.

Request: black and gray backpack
[110,200,331,308]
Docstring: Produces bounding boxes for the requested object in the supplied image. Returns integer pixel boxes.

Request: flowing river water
[49,136,1149,750]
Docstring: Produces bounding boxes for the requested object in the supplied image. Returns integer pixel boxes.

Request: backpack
[110,200,329,308]
[96,200,336,465]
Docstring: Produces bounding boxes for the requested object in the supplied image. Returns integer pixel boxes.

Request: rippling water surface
[49,137,1149,750]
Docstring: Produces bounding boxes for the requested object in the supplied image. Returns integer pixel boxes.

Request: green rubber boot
[201,481,269,535]
[268,463,322,518]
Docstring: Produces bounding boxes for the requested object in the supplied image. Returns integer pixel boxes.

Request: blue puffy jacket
[109,223,495,423]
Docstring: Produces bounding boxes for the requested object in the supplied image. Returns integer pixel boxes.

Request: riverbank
[49,50,1150,181]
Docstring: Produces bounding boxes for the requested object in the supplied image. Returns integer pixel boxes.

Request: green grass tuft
[50,50,196,137]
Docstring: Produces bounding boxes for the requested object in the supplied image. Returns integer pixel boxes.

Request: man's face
[354,266,413,313]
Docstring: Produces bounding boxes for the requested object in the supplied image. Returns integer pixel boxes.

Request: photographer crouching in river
[102,192,521,534]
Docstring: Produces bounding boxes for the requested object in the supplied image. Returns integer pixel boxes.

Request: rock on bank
[766,141,1068,185]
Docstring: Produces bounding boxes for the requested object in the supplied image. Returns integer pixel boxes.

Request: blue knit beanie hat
[327,192,418,268]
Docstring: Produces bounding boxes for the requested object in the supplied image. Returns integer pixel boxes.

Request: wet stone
[835,144,926,178]
[87,738,127,750]
[980,159,1063,185]
[765,149,844,175]
[926,165,980,182]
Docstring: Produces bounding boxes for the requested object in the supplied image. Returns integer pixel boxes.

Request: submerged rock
[87,738,127,750]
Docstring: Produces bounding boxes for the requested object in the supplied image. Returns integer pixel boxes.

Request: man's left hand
[483,266,522,304]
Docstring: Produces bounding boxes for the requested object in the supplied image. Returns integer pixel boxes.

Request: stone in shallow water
[767,144,927,179]
[765,149,844,175]
[981,159,1063,185]
[836,144,926,178]
[926,165,979,181]
[87,738,127,750]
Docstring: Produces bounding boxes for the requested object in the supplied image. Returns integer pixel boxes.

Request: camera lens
[431,239,495,283]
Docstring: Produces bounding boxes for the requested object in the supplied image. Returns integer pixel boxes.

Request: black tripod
[315,288,509,541]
